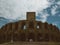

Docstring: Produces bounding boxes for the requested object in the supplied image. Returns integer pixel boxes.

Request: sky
[0,0,60,29]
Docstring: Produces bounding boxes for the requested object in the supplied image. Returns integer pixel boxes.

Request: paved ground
[0,42,60,45]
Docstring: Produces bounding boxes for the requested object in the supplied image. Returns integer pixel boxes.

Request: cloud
[52,22,59,27]
[41,13,49,22]
[51,5,58,16]
[0,0,51,21]
[59,15,60,16]
[36,10,49,22]
[52,23,57,26]
[47,0,56,4]
[57,1,60,5]
[50,0,60,16]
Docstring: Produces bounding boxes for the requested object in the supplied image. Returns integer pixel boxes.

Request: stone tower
[27,12,36,21]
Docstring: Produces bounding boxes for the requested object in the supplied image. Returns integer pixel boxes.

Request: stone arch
[44,33,49,41]
[21,22,26,30]
[51,34,54,41]
[27,33,35,42]
[6,33,11,42]
[20,33,26,41]
[37,22,42,29]
[37,33,43,41]
[13,33,18,41]
[0,33,6,43]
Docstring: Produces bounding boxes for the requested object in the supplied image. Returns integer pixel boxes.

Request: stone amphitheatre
[0,12,60,45]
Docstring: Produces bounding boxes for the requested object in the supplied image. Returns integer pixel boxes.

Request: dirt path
[0,42,60,45]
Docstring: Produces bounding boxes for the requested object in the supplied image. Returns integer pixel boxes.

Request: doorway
[28,33,35,42]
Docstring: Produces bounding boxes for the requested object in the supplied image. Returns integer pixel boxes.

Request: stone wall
[0,12,60,44]
[0,20,60,43]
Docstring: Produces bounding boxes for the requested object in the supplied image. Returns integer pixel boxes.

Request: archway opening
[37,33,43,42]
[44,34,49,41]
[20,33,26,41]
[28,33,35,42]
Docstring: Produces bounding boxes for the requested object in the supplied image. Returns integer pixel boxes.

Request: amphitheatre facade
[0,12,60,43]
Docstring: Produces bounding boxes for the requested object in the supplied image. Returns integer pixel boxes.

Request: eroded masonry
[0,12,60,43]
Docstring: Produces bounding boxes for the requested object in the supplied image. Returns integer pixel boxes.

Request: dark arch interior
[37,33,43,41]
[28,33,35,42]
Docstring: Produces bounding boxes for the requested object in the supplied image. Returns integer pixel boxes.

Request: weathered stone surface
[0,12,60,44]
